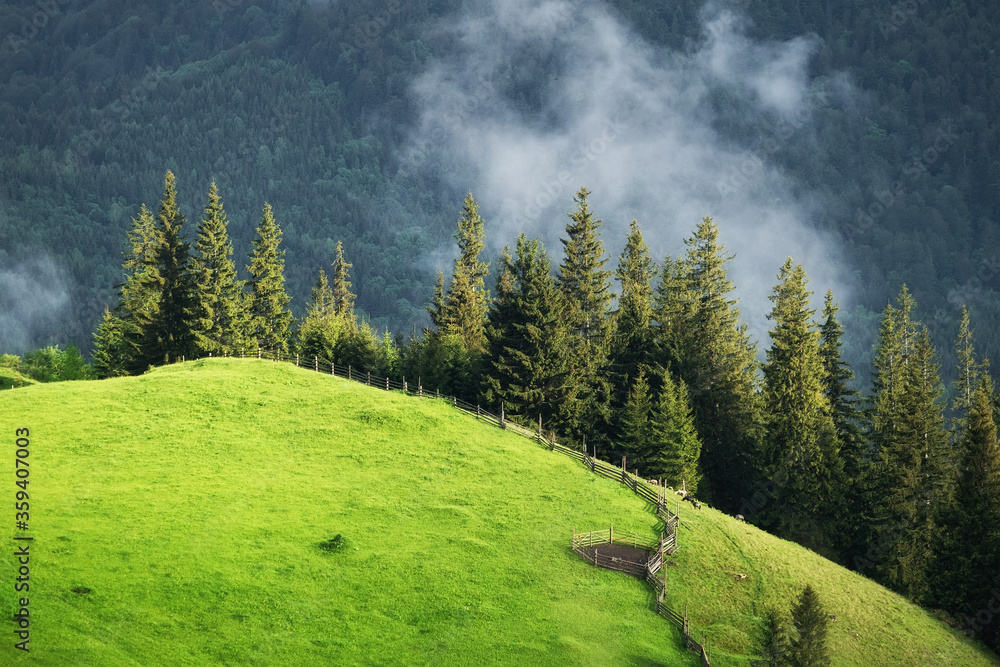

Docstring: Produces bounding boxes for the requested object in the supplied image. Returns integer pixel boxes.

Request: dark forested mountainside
[0,0,998,378]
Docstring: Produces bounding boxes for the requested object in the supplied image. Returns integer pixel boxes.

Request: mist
[402,0,857,346]
[0,257,71,355]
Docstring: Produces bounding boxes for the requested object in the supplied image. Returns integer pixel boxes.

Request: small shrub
[318,534,348,552]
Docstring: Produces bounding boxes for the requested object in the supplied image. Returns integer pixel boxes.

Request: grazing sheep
[682,496,702,510]
[647,479,659,486]
[675,489,687,498]
[735,514,745,522]
[735,573,746,581]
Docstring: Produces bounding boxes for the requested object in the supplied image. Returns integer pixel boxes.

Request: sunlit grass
[0,358,993,666]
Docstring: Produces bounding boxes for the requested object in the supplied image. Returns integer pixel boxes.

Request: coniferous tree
[930,374,1000,649]
[442,192,490,352]
[114,203,159,371]
[619,367,656,471]
[417,194,491,398]
[649,367,702,493]
[140,171,199,367]
[247,203,294,354]
[92,306,129,378]
[192,182,244,355]
[790,584,831,667]
[556,187,614,444]
[428,272,446,331]
[820,290,864,563]
[298,269,343,363]
[859,287,948,600]
[655,217,761,511]
[952,305,988,433]
[760,259,842,553]
[610,219,657,412]
[484,236,576,434]
[331,240,356,319]
[756,607,792,667]
[819,290,863,476]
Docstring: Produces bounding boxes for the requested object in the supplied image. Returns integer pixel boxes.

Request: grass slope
[0,359,994,666]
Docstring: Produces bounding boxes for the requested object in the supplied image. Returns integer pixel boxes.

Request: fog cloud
[0,257,71,354]
[403,0,856,344]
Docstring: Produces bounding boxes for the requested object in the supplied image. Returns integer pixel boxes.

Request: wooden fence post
[348,365,352,380]
[314,356,318,372]
[367,371,371,385]
[331,362,335,375]
[386,377,390,391]
[257,348,261,359]
[538,414,542,441]
[610,522,613,545]
[296,354,299,366]
[500,402,505,428]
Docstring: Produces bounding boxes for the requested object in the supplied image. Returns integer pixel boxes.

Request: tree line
[94,173,1000,652]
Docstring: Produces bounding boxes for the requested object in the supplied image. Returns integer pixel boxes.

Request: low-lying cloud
[403,0,856,344]
[0,256,71,354]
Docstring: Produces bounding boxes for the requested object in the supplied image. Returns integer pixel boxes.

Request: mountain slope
[0,359,994,665]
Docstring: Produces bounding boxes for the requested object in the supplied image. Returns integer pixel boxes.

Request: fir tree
[819,290,864,563]
[756,606,792,667]
[656,217,761,511]
[247,203,294,354]
[442,192,490,352]
[192,182,244,355]
[619,367,656,471]
[140,171,199,367]
[951,305,990,445]
[859,287,948,601]
[649,367,702,492]
[760,259,842,552]
[427,272,447,331]
[484,235,576,434]
[819,290,862,477]
[92,306,129,378]
[116,203,159,371]
[610,219,657,410]
[930,375,1000,648]
[556,187,613,444]
[331,240,356,319]
[790,584,831,667]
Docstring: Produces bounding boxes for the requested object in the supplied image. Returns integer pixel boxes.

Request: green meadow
[0,359,994,666]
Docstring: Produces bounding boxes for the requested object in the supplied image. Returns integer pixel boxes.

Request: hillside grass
[0,358,995,666]
[0,365,33,390]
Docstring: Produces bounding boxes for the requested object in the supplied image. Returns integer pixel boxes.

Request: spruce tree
[484,235,576,434]
[760,259,842,552]
[140,171,199,367]
[930,375,1000,648]
[442,192,490,352]
[790,584,831,667]
[116,203,159,371]
[655,217,761,511]
[819,290,862,477]
[610,219,657,411]
[192,182,244,355]
[757,606,792,667]
[556,187,613,444]
[649,368,702,493]
[619,367,656,471]
[247,203,294,354]
[298,269,342,363]
[819,290,864,563]
[92,306,129,378]
[331,240,356,319]
[860,287,948,601]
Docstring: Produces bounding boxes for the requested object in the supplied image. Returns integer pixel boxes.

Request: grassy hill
[0,359,994,666]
